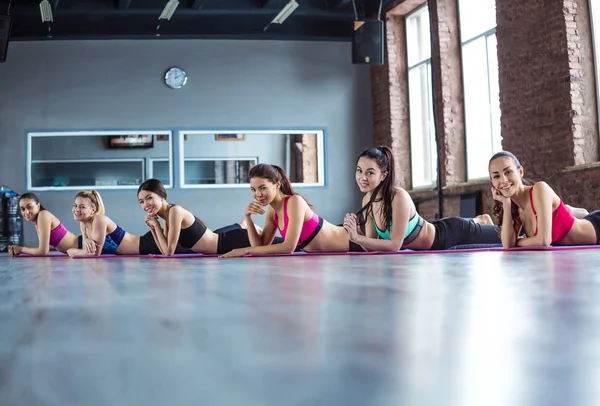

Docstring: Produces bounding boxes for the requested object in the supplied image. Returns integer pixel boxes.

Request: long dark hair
[248,164,313,208]
[355,146,396,231]
[138,178,167,199]
[137,178,206,227]
[489,151,535,231]
[19,193,46,211]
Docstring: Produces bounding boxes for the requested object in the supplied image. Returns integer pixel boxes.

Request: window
[592,0,600,133]
[459,0,501,180]
[407,6,437,188]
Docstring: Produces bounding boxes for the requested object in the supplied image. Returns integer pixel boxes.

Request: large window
[459,0,501,180]
[407,6,437,188]
[592,0,600,133]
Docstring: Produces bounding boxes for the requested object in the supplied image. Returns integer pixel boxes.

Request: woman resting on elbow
[488,151,600,248]
[67,190,142,258]
[137,179,268,256]
[219,164,362,258]
[343,146,502,252]
[8,193,80,257]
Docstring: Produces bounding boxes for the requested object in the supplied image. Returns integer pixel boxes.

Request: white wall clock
[164,67,187,89]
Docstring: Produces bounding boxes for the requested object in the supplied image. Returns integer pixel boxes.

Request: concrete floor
[1,250,600,406]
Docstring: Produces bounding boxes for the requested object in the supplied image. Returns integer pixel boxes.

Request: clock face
[165,67,187,89]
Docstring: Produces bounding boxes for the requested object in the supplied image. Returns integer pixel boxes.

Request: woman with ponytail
[219,163,362,258]
[8,193,79,256]
[67,190,143,257]
[343,146,502,251]
[489,151,599,248]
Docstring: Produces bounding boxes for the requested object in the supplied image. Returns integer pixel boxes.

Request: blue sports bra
[373,212,424,246]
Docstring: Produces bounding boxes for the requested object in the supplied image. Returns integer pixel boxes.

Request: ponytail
[355,146,396,231]
[75,190,106,225]
[248,163,313,208]
[19,193,46,211]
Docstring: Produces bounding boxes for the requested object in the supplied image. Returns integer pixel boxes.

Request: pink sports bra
[273,196,323,249]
[526,187,575,244]
[36,222,69,247]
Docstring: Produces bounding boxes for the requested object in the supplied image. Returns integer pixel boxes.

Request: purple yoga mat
[14,252,68,258]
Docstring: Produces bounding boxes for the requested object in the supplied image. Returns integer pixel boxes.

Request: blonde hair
[75,190,106,221]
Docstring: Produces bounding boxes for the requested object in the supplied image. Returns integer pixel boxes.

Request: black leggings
[430,217,501,250]
[583,210,600,244]
[215,224,285,255]
[139,232,194,255]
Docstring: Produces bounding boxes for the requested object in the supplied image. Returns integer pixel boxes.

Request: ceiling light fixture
[263,0,299,31]
[159,0,179,21]
[271,0,299,24]
[39,0,53,23]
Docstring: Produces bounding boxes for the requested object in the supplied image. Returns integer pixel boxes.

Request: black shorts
[584,210,600,244]
[138,232,194,255]
[216,227,285,255]
[430,217,501,250]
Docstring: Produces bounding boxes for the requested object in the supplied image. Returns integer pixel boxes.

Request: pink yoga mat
[14,252,68,258]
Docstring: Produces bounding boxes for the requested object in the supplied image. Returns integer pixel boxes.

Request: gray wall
[0,39,373,245]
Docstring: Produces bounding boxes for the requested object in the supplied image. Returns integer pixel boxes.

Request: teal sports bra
[373,211,424,246]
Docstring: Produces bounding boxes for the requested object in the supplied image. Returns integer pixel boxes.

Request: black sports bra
[167,205,207,248]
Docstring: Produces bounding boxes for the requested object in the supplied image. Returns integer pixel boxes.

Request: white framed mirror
[27,130,174,191]
[179,130,325,188]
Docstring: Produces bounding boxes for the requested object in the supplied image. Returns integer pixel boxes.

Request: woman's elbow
[281,244,296,254]
[166,246,178,256]
[539,238,552,247]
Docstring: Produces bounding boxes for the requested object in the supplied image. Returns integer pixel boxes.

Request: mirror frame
[178,129,326,189]
[27,130,174,191]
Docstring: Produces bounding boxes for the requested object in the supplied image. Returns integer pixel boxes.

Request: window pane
[409,64,437,187]
[463,37,493,180]
[406,6,431,67]
[487,34,502,155]
[592,0,600,133]
[458,0,496,42]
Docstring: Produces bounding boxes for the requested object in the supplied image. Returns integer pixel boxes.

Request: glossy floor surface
[1,250,600,406]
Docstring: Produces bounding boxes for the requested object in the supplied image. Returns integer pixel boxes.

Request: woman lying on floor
[488,151,600,248]
[342,146,503,252]
[219,164,365,258]
[8,193,81,257]
[138,179,273,256]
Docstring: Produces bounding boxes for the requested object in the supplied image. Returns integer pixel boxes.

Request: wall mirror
[179,130,325,188]
[27,131,173,191]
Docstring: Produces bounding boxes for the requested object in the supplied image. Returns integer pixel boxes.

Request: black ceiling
[1,0,399,41]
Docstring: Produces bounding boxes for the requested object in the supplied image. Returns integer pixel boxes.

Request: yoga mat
[72,254,150,259]
[14,252,69,258]
[149,253,219,258]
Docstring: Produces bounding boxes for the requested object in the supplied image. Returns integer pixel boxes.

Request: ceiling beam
[117,0,132,10]
[188,0,203,9]
[261,0,279,8]
[330,0,353,10]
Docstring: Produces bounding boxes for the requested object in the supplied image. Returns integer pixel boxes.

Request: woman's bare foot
[473,214,493,225]
[238,219,263,235]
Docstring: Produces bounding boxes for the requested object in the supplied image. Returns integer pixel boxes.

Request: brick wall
[496,0,600,210]
[371,15,411,189]
[371,0,600,221]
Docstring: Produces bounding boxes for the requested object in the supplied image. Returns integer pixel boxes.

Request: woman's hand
[145,213,160,230]
[8,245,22,257]
[219,248,249,258]
[82,238,98,254]
[491,187,511,205]
[343,213,361,242]
[245,202,265,218]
